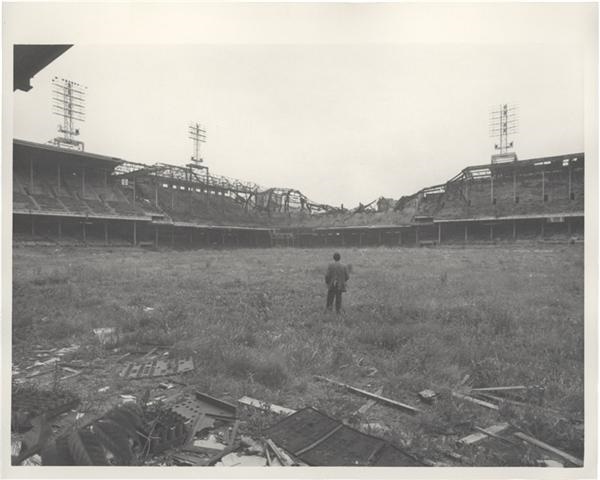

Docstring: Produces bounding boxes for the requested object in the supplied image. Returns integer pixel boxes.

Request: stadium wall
[12,139,584,248]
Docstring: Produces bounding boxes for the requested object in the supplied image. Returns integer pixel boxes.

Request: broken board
[170,391,237,423]
[119,357,194,379]
[264,407,422,466]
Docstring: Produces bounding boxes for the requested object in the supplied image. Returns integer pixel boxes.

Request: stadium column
[489,224,493,241]
[464,223,468,243]
[568,164,572,198]
[438,223,442,245]
[133,221,137,246]
[132,178,136,207]
[398,230,403,246]
[490,173,494,203]
[155,178,159,207]
[541,170,545,201]
[82,167,86,196]
[29,157,34,192]
[82,221,87,244]
[415,226,419,245]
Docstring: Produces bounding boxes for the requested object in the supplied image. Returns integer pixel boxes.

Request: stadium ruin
[12,138,584,247]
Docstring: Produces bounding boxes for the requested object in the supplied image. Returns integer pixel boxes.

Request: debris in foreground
[418,389,438,404]
[513,432,583,467]
[264,407,423,466]
[314,375,421,414]
[459,423,509,445]
[451,392,499,410]
[238,396,296,416]
[12,385,80,432]
[119,356,195,379]
[355,387,383,415]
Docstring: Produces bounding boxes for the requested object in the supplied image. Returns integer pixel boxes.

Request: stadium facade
[12,139,584,248]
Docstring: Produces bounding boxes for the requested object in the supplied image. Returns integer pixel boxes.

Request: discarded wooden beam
[266,439,296,466]
[315,376,421,414]
[141,347,158,360]
[238,396,296,416]
[59,370,82,381]
[474,392,532,408]
[115,352,131,363]
[513,432,583,467]
[452,392,499,410]
[356,387,383,415]
[473,426,520,447]
[470,386,529,392]
[459,423,509,445]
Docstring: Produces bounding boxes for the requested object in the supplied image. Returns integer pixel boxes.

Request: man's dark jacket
[325,262,349,291]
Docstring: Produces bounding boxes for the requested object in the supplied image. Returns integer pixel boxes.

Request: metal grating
[119,357,194,379]
[265,407,423,466]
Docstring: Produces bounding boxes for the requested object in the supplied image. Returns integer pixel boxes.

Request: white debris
[93,328,119,346]
[194,434,227,451]
[216,453,267,467]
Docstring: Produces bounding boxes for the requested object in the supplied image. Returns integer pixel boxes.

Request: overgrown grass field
[12,244,585,465]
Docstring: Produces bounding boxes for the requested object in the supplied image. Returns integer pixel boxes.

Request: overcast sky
[10,4,593,207]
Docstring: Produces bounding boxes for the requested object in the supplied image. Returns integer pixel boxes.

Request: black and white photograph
[2,2,598,477]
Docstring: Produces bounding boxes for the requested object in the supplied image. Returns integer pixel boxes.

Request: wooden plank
[356,387,384,415]
[470,386,529,392]
[473,426,520,447]
[238,396,296,416]
[452,392,499,410]
[459,423,509,445]
[266,439,296,466]
[513,432,583,467]
[315,376,421,414]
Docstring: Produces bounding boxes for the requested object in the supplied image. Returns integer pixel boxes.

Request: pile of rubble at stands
[11,340,583,468]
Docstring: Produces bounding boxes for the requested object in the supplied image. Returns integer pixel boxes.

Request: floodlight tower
[489,103,519,163]
[187,122,209,181]
[189,122,207,165]
[50,77,86,150]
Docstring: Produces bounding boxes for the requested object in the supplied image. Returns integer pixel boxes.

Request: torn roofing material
[264,407,423,466]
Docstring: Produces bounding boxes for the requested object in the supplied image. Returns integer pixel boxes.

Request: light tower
[188,122,206,165]
[489,103,519,163]
[50,77,86,150]
[187,122,209,180]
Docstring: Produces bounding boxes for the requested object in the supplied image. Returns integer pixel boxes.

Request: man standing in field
[325,252,349,314]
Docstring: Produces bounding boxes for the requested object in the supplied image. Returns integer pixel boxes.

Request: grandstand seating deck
[83,199,115,216]
[56,195,92,215]
[13,191,38,211]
